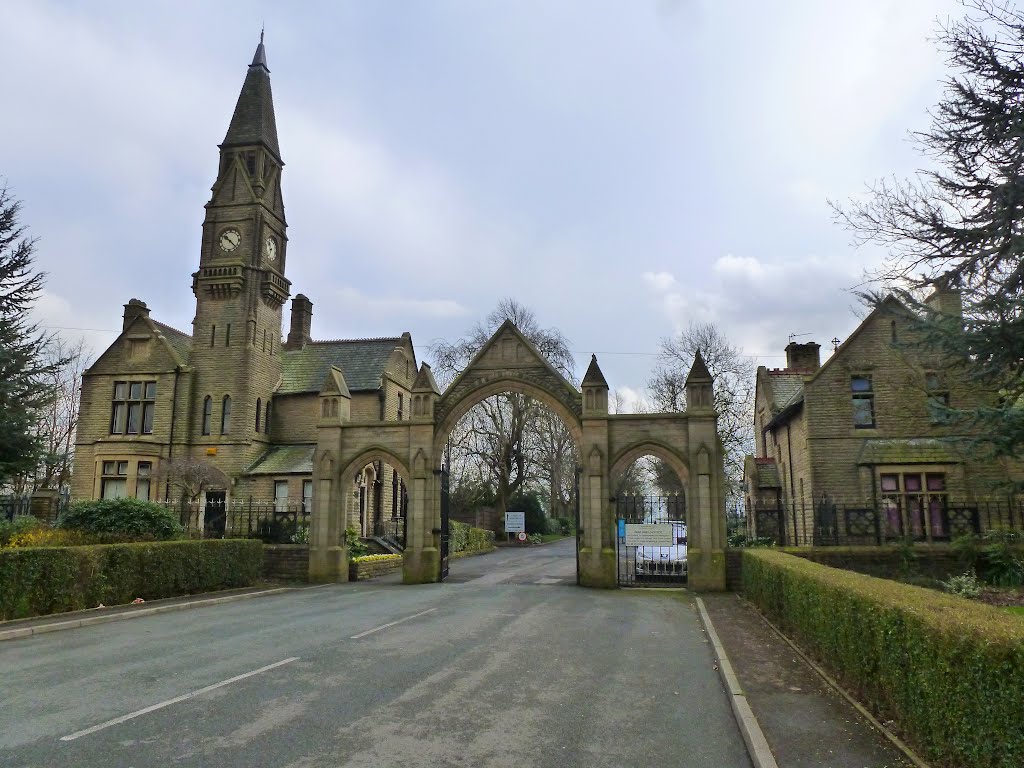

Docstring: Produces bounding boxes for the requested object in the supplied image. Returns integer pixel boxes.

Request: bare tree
[155,457,228,505]
[647,322,755,500]
[431,298,578,520]
[14,337,91,492]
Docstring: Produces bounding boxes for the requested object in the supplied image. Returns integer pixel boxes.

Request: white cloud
[641,271,677,292]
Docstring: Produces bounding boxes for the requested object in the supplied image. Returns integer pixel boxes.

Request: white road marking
[59,657,299,742]
[350,608,438,639]
[534,577,562,585]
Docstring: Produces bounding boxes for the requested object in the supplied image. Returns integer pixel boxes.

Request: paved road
[0,539,752,767]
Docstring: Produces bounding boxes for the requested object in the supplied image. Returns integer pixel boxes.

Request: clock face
[219,229,241,252]
[265,236,278,261]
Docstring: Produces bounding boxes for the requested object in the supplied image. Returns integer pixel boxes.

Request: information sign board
[623,523,674,547]
[505,511,526,533]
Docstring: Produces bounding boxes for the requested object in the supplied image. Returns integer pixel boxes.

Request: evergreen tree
[835,1,1024,478]
[0,183,59,487]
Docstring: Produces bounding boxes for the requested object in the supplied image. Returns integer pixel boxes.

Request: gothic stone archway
[309,320,727,590]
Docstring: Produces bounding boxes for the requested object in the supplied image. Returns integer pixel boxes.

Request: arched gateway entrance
[309,321,727,589]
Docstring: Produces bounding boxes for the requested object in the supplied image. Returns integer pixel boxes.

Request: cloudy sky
[3,0,963,407]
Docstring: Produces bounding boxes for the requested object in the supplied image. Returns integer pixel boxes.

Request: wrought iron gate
[439,468,450,581]
[615,494,687,587]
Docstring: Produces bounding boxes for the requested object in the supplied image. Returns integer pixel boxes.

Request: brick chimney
[924,286,963,318]
[785,341,821,372]
[285,294,313,349]
[122,298,150,332]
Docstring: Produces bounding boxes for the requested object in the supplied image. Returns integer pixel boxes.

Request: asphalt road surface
[0,539,752,767]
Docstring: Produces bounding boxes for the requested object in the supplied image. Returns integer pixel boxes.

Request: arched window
[265,401,272,436]
[201,396,212,435]
[221,395,232,434]
[256,398,262,432]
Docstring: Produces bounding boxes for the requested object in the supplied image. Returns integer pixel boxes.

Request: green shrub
[7,527,96,548]
[0,515,42,547]
[0,539,263,620]
[951,530,1024,587]
[943,570,982,599]
[58,498,183,540]
[743,549,1024,768]
[345,525,369,558]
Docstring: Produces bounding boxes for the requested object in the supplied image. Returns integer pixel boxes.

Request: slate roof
[246,444,315,475]
[279,338,403,394]
[152,320,192,362]
[767,371,804,411]
[858,438,963,466]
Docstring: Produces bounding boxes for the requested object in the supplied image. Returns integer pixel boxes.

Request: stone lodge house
[71,38,419,537]
[743,290,1023,545]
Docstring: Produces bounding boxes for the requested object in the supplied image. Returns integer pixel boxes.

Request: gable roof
[279,337,406,394]
[809,295,912,382]
[152,320,192,362]
[86,313,191,375]
[442,319,579,399]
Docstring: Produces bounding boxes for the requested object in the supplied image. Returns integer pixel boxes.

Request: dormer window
[244,151,257,176]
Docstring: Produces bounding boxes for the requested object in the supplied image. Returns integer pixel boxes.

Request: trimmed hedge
[0,539,263,621]
[743,549,1024,768]
[450,521,495,553]
[58,497,183,540]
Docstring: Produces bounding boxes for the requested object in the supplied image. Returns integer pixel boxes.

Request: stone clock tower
[189,34,289,460]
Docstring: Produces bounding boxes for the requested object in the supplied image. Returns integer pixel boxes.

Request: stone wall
[262,544,309,580]
[349,555,403,581]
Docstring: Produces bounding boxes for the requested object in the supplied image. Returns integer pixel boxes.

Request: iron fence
[153,497,311,544]
[373,515,407,550]
[741,497,1024,547]
[0,495,33,522]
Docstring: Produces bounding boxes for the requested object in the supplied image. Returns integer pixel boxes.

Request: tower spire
[222,33,280,159]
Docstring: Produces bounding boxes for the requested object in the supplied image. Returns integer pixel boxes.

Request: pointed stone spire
[222,33,281,160]
[685,349,711,383]
[582,354,608,387]
[685,350,714,411]
[582,354,609,416]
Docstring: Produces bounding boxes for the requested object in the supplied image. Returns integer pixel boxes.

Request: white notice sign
[623,523,674,547]
[505,511,526,533]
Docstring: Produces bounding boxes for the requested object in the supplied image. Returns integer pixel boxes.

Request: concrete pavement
[0,540,752,768]
[0,540,921,767]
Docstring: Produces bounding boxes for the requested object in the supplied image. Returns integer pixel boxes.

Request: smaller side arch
[338,447,412,488]
[609,440,690,488]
